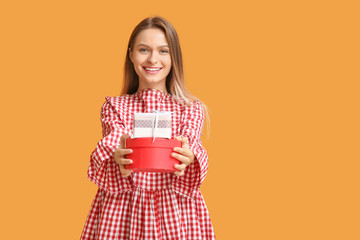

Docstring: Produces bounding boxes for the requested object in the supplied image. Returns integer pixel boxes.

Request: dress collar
[133,88,171,112]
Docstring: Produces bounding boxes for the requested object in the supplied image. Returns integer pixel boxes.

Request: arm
[173,101,209,198]
[87,97,133,194]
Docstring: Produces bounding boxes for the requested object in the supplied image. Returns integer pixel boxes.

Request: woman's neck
[137,82,168,93]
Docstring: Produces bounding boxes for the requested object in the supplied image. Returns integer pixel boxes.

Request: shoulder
[183,100,205,120]
[104,94,130,104]
[99,95,135,119]
[186,100,204,112]
[102,94,134,110]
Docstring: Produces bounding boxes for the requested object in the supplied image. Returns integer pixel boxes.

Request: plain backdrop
[0,0,359,239]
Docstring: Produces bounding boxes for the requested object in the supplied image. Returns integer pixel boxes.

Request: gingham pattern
[81,88,215,239]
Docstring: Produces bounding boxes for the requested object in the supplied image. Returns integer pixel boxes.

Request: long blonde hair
[120,16,210,136]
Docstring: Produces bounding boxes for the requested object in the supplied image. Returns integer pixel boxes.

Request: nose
[147,52,158,64]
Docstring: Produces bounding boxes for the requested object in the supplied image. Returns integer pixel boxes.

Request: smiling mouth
[143,67,162,73]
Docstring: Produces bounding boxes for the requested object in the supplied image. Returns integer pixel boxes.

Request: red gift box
[124,138,182,172]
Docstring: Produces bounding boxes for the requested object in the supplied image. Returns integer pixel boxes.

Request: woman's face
[129,28,172,92]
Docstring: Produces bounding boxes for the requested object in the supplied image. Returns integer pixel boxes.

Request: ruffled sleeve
[173,100,208,199]
[87,96,133,194]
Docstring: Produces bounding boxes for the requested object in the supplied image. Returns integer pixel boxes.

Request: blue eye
[139,48,148,52]
[161,50,169,53]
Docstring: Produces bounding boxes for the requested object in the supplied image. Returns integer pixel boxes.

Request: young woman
[80,16,215,240]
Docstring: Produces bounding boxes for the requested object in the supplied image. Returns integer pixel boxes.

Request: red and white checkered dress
[80,88,216,240]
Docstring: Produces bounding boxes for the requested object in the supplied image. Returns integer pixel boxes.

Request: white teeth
[145,67,161,71]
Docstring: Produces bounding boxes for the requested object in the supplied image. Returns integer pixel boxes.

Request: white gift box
[133,111,172,139]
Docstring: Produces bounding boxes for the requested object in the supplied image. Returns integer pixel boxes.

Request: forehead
[134,28,169,47]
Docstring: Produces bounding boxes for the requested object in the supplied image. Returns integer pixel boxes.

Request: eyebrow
[137,43,169,48]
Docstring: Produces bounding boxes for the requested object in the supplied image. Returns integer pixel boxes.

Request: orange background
[1,0,359,239]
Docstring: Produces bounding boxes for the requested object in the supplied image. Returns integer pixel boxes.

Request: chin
[142,77,166,83]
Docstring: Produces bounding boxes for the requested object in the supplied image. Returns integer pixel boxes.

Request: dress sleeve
[87,97,133,194]
[173,100,209,199]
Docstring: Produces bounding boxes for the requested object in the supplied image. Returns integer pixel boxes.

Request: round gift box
[124,137,182,172]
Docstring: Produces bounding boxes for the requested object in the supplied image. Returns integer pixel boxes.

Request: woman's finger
[115,157,133,165]
[171,152,191,165]
[119,167,133,177]
[115,157,133,177]
[175,135,182,141]
[120,134,131,148]
[114,148,133,161]
[181,136,189,149]
[174,170,185,177]
[173,147,192,158]
[175,135,189,147]
[174,163,186,171]
[119,148,133,155]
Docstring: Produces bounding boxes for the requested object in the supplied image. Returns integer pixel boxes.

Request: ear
[129,48,133,62]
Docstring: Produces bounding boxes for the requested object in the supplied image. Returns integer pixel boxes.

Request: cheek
[164,57,171,68]
[132,54,146,65]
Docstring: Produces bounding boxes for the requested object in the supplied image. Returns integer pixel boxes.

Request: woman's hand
[113,134,133,177]
[172,136,195,177]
